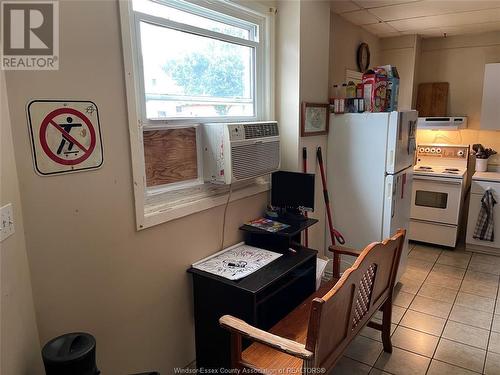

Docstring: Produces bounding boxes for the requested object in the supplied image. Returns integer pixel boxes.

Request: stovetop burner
[445,168,459,172]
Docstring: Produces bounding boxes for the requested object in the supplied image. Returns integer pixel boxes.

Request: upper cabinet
[481,63,500,130]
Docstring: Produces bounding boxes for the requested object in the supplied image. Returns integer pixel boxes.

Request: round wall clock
[357,43,370,73]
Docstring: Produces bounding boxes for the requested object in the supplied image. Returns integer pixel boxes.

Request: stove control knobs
[457,150,465,157]
[436,148,442,154]
[430,148,436,153]
[425,147,431,153]
[419,147,425,153]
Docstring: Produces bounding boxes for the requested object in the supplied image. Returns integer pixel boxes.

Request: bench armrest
[219,315,314,360]
[328,245,362,257]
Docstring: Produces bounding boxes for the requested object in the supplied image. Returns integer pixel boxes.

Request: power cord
[220,183,233,250]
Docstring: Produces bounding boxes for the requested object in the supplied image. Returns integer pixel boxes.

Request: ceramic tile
[417,283,457,304]
[368,369,392,375]
[463,270,499,285]
[492,314,500,333]
[399,275,423,294]
[431,263,466,280]
[425,272,462,290]
[409,246,441,263]
[454,292,495,313]
[442,320,490,349]
[391,326,439,357]
[406,257,434,272]
[489,332,500,354]
[471,253,500,267]
[409,295,453,319]
[449,304,493,330]
[436,251,471,269]
[393,290,415,308]
[460,279,498,299]
[404,267,429,283]
[434,338,486,373]
[374,347,430,375]
[360,323,397,342]
[485,351,500,375]
[426,359,479,375]
[331,356,371,374]
[345,336,384,366]
[468,261,500,276]
[399,309,446,336]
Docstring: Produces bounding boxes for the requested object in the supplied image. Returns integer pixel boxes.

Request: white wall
[1,71,44,374]
[329,12,381,93]
[379,35,420,110]
[4,1,267,373]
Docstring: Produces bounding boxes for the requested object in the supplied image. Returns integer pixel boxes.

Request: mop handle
[316,147,345,246]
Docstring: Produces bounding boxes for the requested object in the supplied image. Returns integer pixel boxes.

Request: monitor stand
[277,208,308,225]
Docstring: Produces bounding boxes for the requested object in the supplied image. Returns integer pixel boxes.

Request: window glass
[415,190,448,209]
[133,0,254,40]
[140,21,254,119]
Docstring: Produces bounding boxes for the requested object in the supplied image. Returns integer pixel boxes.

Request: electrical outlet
[0,203,15,242]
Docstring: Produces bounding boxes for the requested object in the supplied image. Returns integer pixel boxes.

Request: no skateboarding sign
[27,100,103,175]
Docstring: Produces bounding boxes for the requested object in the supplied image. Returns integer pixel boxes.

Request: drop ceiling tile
[353,0,420,8]
[388,7,500,31]
[370,1,500,22]
[363,21,398,34]
[331,1,361,13]
[341,9,381,25]
[379,31,402,38]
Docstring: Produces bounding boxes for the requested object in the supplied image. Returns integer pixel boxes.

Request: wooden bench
[219,229,406,373]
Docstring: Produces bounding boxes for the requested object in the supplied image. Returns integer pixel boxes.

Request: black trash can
[42,332,99,375]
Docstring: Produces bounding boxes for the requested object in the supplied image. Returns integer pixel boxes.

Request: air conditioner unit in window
[203,121,280,184]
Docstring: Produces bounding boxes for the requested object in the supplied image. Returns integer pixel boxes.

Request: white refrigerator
[327,111,417,281]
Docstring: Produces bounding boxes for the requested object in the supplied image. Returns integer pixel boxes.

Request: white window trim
[119,0,275,230]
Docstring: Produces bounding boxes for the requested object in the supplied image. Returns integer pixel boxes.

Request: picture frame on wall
[301,102,329,137]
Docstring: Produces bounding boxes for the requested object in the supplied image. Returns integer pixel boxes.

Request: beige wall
[299,0,331,255]
[1,72,44,374]
[4,1,267,373]
[276,0,301,171]
[329,12,380,94]
[380,35,420,110]
[416,31,500,165]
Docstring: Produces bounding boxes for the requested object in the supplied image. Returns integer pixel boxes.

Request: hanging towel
[473,189,497,241]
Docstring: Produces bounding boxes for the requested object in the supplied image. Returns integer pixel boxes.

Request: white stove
[414,165,466,179]
[409,144,470,247]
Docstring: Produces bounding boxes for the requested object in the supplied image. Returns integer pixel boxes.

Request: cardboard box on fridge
[379,65,400,111]
[362,69,388,112]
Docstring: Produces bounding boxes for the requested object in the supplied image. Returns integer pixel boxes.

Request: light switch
[0,203,15,242]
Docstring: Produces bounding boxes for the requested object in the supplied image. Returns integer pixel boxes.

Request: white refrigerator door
[386,111,418,174]
[383,166,414,281]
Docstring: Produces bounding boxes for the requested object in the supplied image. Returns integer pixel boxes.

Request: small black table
[188,245,317,369]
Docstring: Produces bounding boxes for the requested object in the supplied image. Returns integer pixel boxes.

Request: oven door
[411,175,463,225]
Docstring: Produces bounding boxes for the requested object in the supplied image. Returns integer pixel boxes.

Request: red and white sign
[27,100,103,175]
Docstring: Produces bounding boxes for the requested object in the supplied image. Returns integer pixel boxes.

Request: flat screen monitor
[271,171,315,212]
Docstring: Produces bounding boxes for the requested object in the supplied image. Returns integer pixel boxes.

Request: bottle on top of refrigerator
[346,81,356,113]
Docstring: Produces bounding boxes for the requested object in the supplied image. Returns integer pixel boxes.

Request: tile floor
[332,242,500,375]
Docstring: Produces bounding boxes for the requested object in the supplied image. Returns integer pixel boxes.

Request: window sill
[140,177,270,229]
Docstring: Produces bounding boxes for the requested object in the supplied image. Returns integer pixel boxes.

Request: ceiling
[331,0,500,38]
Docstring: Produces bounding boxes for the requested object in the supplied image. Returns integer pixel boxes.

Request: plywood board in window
[143,128,197,187]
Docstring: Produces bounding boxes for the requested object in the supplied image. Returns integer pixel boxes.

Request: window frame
[134,0,266,124]
[119,0,274,230]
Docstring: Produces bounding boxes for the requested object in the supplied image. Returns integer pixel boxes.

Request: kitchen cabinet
[466,173,500,254]
[480,63,500,130]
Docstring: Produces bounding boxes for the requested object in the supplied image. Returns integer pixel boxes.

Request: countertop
[473,171,500,183]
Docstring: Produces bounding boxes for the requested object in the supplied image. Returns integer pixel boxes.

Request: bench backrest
[305,229,405,369]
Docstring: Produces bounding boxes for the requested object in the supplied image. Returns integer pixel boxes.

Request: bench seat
[242,278,339,370]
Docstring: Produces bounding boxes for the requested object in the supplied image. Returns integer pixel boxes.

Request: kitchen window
[120,0,274,229]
